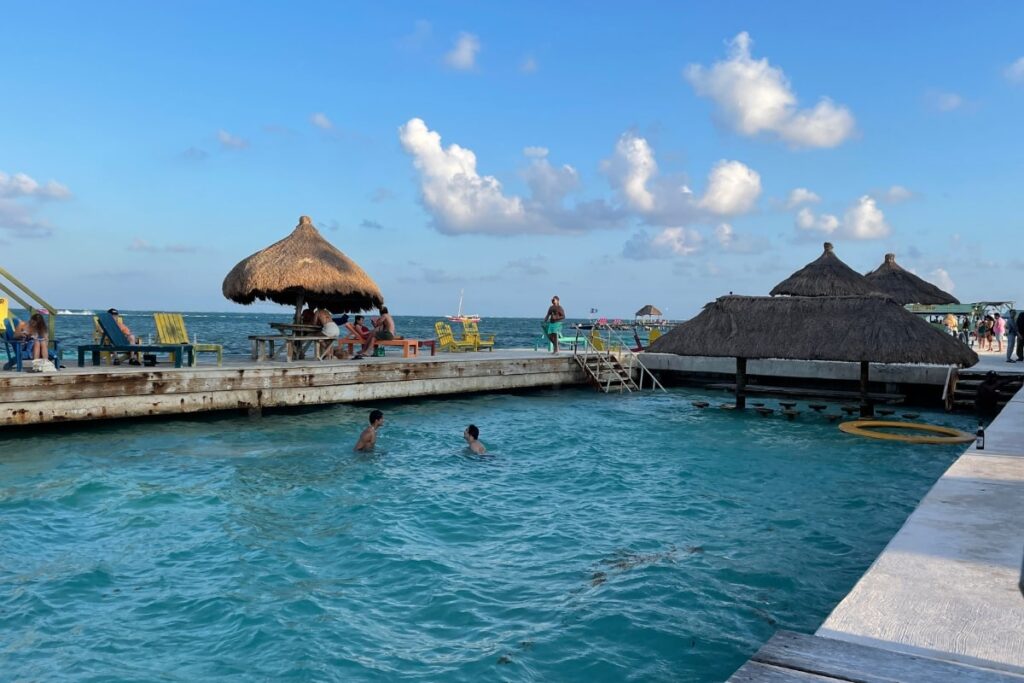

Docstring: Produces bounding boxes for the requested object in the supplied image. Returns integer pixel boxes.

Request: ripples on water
[0,389,972,681]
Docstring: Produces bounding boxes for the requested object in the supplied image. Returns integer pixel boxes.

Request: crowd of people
[939,309,1024,363]
[300,305,399,360]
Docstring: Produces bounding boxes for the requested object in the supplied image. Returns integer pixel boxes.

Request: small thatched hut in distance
[223,216,384,320]
[647,295,978,415]
[770,242,878,297]
[635,305,662,317]
[864,253,959,305]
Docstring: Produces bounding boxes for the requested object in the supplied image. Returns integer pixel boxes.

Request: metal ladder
[0,266,58,334]
[573,321,666,393]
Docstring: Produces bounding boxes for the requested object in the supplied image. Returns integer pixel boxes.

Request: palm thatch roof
[647,295,978,366]
[635,304,662,317]
[864,253,959,305]
[222,216,384,312]
[769,242,878,297]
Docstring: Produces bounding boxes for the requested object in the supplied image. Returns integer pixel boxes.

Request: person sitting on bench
[107,308,141,365]
[344,315,376,358]
[374,306,398,342]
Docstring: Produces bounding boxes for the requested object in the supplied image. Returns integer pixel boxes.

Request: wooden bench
[78,344,194,368]
[337,336,423,358]
[249,334,338,361]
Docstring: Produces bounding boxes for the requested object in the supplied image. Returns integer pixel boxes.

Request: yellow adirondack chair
[435,321,475,352]
[648,328,662,344]
[154,313,223,366]
[461,321,495,351]
[588,328,606,351]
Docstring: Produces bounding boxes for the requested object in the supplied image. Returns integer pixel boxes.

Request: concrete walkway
[818,387,1024,673]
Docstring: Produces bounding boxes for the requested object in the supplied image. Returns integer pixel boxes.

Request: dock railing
[573,321,666,392]
[0,266,58,336]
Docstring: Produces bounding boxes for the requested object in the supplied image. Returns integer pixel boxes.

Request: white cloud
[685,32,855,148]
[1004,57,1024,84]
[842,195,890,239]
[933,91,964,112]
[786,187,820,208]
[604,132,658,211]
[795,206,839,235]
[0,171,71,200]
[0,170,72,238]
[310,112,333,130]
[698,160,761,216]
[793,194,890,240]
[879,184,913,203]
[623,227,703,260]
[603,131,760,222]
[521,56,538,74]
[523,146,549,158]
[713,222,766,253]
[930,267,955,293]
[445,32,481,70]
[399,20,432,50]
[128,238,197,253]
[217,130,248,149]
[398,118,619,235]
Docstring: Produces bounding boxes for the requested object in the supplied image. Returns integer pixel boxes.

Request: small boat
[58,309,94,316]
[446,290,481,323]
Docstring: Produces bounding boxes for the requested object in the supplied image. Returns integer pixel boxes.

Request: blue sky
[2,2,1022,318]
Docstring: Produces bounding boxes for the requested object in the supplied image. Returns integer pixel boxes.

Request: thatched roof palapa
[770,242,878,297]
[222,216,384,314]
[635,304,662,317]
[647,295,978,366]
[865,253,959,305]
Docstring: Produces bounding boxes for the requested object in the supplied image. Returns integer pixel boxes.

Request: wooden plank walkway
[0,350,587,428]
[730,631,1024,682]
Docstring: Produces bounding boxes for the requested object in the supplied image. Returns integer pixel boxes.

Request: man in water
[463,424,486,454]
[354,409,384,451]
[543,295,565,353]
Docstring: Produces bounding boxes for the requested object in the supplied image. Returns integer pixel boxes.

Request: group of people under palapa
[940,309,1024,362]
[300,305,399,360]
[353,409,486,455]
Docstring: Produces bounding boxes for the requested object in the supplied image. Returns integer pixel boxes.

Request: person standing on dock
[354,410,384,451]
[463,424,486,454]
[543,295,565,353]
[1006,310,1018,363]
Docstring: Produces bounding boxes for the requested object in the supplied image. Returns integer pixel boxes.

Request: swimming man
[354,409,384,451]
[463,424,486,455]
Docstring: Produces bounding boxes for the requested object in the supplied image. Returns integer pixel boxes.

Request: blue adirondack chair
[78,312,194,368]
[3,317,64,371]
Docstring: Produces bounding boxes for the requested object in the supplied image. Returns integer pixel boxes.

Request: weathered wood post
[736,357,747,409]
[294,292,305,324]
[859,360,874,417]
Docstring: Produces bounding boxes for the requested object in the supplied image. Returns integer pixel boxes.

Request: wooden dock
[730,630,1024,682]
[0,350,587,428]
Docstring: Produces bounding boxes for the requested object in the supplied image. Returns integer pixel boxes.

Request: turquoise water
[0,389,973,681]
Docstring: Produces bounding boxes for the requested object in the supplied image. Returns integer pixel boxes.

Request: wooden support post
[294,293,305,324]
[860,360,874,417]
[736,357,747,409]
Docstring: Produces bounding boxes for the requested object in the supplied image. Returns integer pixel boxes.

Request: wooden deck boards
[730,631,1024,682]
[0,351,587,427]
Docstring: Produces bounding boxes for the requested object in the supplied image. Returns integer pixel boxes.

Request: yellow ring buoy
[838,420,974,445]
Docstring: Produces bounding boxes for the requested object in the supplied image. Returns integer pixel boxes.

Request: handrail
[0,266,58,335]
[574,322,666,392]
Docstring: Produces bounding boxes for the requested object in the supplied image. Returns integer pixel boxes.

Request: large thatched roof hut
[864,253,959,305]
[770,242,878,297]
[223,216,384,318]
[647,295,977,414]
[635,304,662,317]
